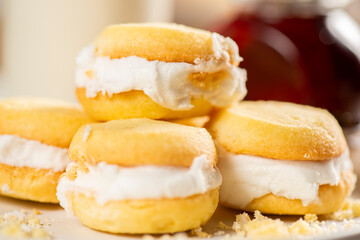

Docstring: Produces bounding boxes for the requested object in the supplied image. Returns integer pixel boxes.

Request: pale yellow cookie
[0,164,61,203]
[0,97,92,148]
[0,97,93,203]
[208,100,347,161]
[76,23,245,121]
[94,23,238,64]
[207,101,355,215]
[66,189,219,234]
[223,172,355,215]
[60,118,220,233]
[69,118,216,167]
[76,88,212,121]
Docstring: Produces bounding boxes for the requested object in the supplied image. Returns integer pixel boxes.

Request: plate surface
[1,192,360,240]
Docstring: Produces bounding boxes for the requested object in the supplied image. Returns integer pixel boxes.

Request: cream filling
[56,155,222,212]
[217,145,354,208]
[75,33,247,110]
[0,134,70,172]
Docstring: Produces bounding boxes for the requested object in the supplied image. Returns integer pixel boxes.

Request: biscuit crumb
[224,210,346,238]
[142,233,188,240]
[245,211,289,238]
[289,219,316,235]
[32,209,41,216]
[326,199,360,220]
[217,221,232,230]
[0,210,51,239]
[191,227,210,238]
[344,219,355,229]
[142,235,155,240]
[328,223,337,232]
[304,213,318,223]
[85,70,94,79]
[214,230,226,236]
[232,212,250,234]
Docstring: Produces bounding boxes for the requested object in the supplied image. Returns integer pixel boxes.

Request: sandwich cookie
[57,118,222,233]
[76,23,247,121]
[207,101,356,215]
[0,98,92,203]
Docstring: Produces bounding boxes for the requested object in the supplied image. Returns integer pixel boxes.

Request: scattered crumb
[191,227,210,238]
[217,221,232,230]
[166,233,189,240]
[245,211,289,238]
[304,213,318,223]
[232,212,250,234]
[326,198,360,220]
[214,230,226,236]
[328,210,354,221]
[221,210,342,239]
[138,203,360,240]
[142,233,188,240]
[344,219,355,229]
[328,223,337,232]
[142,235,155,240]
[32,209,41,216]
[0,210,51,239]
[288,219,316,236]
[84,70,94,79]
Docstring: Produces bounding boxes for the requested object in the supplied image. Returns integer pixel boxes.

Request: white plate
[1,193,360,240]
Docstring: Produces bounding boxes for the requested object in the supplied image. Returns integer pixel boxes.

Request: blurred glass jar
[0,0,173,101]
[216,0,360,128]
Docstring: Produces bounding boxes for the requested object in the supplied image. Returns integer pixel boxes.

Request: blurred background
[0,0,360,167]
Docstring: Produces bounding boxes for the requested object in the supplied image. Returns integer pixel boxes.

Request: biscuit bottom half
[66,188,219,234]
[0,163,62,203]
[76,88,212,121]
[221,171,356,215]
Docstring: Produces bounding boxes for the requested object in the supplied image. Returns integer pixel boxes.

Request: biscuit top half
[93,23,241,65]
[207,101,347,161]
[0,98,93,148]
[69,118,217,167]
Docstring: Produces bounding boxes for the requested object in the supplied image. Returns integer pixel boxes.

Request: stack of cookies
[0,22,356,237]
[58,23,356,234]
[56,23,247,234]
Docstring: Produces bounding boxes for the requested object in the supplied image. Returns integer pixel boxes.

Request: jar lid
[232,0,353,18]
[235,0,352,8]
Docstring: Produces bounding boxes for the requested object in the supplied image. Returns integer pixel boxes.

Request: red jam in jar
[216,0,360,127]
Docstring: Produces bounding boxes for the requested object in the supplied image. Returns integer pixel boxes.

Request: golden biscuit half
[66,189,219,234]
[76,23,246,121]
[223,172,355,215]
[59,119,221,233]
[0,98,93,203]
[0,98,92,148]
[207,100,347,161]
[69,118,216,167]
[207,101,355,215]
[94,23,237,64]
[76,89,212,121]
[0,164,61,203]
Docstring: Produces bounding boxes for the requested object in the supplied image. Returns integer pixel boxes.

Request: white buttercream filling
[0,134,70,172]
[75,33,247,110]
[56,155,222,212]
[217,145,354,208]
